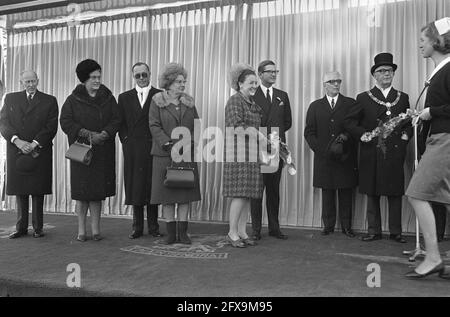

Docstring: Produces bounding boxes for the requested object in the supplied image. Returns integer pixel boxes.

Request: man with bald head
[0,70,58,238]
[304,71,358,237]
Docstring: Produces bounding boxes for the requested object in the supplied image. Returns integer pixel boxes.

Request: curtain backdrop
[3,0,450,233]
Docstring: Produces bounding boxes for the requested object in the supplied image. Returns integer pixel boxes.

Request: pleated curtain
[2,0,450,233]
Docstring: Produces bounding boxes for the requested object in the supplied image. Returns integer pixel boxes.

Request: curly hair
[421,22,450,55]
[158,63,188,90]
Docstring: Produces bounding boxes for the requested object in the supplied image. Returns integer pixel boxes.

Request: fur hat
[228,63,255,91]
[76,59,101,83]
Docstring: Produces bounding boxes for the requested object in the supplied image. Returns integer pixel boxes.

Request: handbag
[65,135,93,166]
[164,161,195,189]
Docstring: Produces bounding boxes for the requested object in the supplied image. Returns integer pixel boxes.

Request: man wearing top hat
[304,71,358,237]
[117,62,163,239]
[0,70,58,239]
[345,53,412,243]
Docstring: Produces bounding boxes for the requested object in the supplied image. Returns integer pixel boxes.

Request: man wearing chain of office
[344,52,412,243]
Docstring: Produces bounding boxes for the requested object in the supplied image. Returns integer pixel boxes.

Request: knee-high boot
[177,221,191,244]
[164,221,177,244]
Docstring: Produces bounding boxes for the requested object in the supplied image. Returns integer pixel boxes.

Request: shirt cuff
[11,135,18,144]
[32,140,41,147]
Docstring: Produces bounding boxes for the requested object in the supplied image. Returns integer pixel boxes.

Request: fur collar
[152,91,195,108]
[72,84,113,106]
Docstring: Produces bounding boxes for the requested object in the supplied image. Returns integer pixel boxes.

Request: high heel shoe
[226,235,246,248]
[405,262,445,279]
[76,234,86,242]
[240,237,257,246]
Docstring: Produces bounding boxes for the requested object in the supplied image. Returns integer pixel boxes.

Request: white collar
[428,56,450,82]
[375,85,392,98]
[261,84,273,95]
[326,94,339,105]
[135,84,151,93]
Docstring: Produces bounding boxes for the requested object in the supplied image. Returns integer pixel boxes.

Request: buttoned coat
[304,94,358,189]
[344,87,412,196]
[118,86,161,205]
[0,90,58,195]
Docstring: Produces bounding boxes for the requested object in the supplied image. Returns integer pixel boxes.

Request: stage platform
[0,210,448,297]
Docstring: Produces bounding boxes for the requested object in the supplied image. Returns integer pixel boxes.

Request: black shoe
[437,235,444,243]
[360,234,382,242]
[342,228,355,238]
[128,231,143,239]
[9,231,27,239]
[251,233,261,241]
[405,262,445,279]
[149,231,163,237]
[33,231,45,238]
[389,234,407,243]
[269,232,288,240]
[439,266,450,280]
[321,228,334,236]
[93,234,104,241]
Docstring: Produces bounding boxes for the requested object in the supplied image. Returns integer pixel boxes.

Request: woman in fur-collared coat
[149,63,201,245]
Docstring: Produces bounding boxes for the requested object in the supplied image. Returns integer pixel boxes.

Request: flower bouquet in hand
[260,131,297,175]
[360,109,419,155]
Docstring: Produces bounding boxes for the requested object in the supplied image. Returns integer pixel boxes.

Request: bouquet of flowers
[260,131,297,175]
[360,109,419,155]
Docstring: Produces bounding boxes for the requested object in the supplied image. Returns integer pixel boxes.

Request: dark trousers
[132,204,160,234]
[16,195,44,233]
[367,195,402,235]
[432,203,447,239]
[322,188,353,230]
[250,161,283,235]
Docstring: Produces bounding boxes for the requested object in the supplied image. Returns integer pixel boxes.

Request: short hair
[257,60,276,74]
[421,22,450,54]
[158,63,188,90]
[132,62,150,73]
[20,70,38,80]
[236,69,256,91]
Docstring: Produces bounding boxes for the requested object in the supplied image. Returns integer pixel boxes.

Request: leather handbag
[164,162,195,188]
[65,135,93,166]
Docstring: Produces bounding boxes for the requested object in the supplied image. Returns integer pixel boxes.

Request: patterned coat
[222,92,264,199]
[344,87,412,196]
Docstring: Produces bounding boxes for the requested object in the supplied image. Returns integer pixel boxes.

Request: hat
[15,153,38,174]
[76,59,101,83]
[371,53,397,75]
[325,135,349,162]
[228,63,255,91]
[435,17,450,35]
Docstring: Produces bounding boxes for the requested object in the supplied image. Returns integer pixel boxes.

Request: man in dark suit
[250,60,292,240]
[344,53,412,243]
[304,71,358,237]
[0,70,58,238]
[118,62,162,239]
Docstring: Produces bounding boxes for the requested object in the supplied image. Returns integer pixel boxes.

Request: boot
[163,221,177,244]
[177,221,191,244]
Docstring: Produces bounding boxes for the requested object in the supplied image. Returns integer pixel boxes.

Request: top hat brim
[371,63,398,75]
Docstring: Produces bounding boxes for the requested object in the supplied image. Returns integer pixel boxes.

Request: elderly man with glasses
[344,53,412,243]
[304,71,358,237]
[117,62,163,239]
[250,60,292,241]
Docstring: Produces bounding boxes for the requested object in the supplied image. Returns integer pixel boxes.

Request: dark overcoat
[117,86,161,205]
[60,84,121,201]
[344,87,412,196]
[304,94,358,189]
[0,90,58,195]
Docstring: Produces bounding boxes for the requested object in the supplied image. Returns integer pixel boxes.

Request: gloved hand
[91,132,106,145]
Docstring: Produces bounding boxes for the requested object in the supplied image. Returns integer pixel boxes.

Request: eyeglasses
[375,69,394,75]
[262,70,280,75]
[325,79,342,85]
[134,73,149,79]
[174,79,187,85]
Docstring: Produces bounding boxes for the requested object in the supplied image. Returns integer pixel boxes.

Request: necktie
[331,98,335,109]
[266,90,271,104]
[27,94,32,105]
